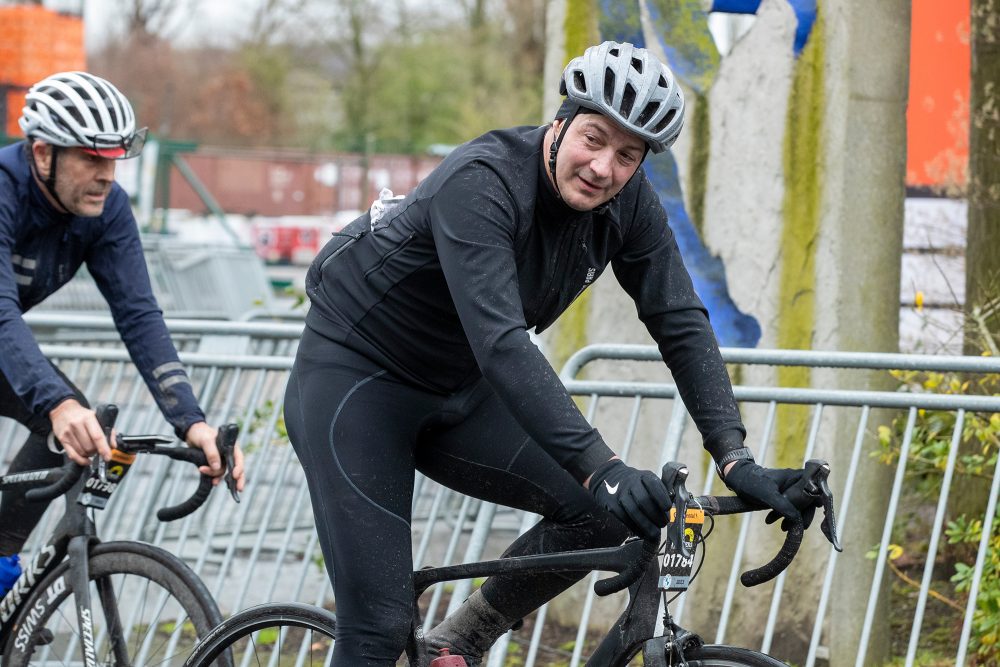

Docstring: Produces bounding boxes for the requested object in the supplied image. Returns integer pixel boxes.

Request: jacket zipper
[537,220,584,324]
[364,233,416,279]
[318,230,367,274]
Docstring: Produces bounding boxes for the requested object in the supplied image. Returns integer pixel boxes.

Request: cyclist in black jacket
[284,41,807,666]
[0,72,246,591]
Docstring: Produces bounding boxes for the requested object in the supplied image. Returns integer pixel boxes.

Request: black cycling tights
[283,328,628,666]
[0,363,86,555]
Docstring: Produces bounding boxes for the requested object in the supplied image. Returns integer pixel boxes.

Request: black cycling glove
[723,461,816,530]
[588,459,672,541]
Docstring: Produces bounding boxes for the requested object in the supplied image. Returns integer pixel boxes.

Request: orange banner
[907,0,970,191]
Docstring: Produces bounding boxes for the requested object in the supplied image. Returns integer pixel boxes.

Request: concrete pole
[815,1,910,663]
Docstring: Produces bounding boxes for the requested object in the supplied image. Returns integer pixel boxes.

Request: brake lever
[216,423,241,503]
[787,459,842,552]
[816,471,843,552]
[661,462,691,558]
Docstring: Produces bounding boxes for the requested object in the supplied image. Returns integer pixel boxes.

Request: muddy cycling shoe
[425,643,479,666]
[424,590,518,667]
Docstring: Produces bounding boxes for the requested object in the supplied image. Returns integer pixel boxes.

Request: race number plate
[658,506,704,591]
[78,449,137,509]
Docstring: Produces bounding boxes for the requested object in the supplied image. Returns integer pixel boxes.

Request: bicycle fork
[67,536,129,667]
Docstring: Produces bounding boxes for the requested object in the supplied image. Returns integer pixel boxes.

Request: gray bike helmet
[19,71,146,159]
[559,41,684,154]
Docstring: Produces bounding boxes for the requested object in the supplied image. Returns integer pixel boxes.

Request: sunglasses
[80,127,149,159]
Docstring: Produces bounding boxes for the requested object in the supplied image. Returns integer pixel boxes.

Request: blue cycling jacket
[0,142,204,437]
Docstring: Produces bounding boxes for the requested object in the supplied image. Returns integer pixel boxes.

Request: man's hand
[184,422,246,492]
[587,459,672,541]
[723,461,816,530]
[49,399,112,465]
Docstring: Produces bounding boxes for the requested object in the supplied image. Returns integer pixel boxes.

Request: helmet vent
[603,68,616,105]
[573,71,587,93]
[610,46,620,57]
[636,101,660,126]
[631,57,643,74]
[658,74,668,88]
[51,91,86,127]
[652,108,677,134]
[621,84,636,118]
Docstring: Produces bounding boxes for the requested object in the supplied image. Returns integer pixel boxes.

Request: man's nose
[96,158,116,181]
[590,152,613,179]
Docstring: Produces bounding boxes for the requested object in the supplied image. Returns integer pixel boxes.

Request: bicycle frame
[0,469,109,665]
[179,460,836,667]
[403,455,842,667]
[0,431,237,666]
[405,537,667,667]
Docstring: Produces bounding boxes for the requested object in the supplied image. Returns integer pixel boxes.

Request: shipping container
[168,147,443,217]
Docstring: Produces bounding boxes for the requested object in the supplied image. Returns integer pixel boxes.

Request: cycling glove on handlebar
[724,461,814,530]
[589,459,672,541]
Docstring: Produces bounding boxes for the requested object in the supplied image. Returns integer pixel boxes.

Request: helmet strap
[30,144,71,214]
[548,105,580,200]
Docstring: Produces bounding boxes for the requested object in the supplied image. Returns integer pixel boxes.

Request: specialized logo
[604,480,619,495]
[80,606,97,666]
[0,470,48,484]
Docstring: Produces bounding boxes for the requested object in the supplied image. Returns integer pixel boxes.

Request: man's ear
[31,141,52,178]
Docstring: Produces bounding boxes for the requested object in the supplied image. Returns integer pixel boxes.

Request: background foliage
[876,366,1000,663]
[90,0,547,152]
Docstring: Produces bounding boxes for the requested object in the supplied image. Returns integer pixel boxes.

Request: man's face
[550,114,646,211]
[32,142,117,217]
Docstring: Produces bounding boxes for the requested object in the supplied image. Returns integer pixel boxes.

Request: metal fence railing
[32,237,275,320]
[558,345,1000,667]
[3,322,998,666]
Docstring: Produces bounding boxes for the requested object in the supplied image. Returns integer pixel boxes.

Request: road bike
[183,459,841,666]
[0,404,240,666]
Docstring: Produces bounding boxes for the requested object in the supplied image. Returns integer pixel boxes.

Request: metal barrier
[24,312,303,356]
[33,236,275,319]
[2,325,998,666]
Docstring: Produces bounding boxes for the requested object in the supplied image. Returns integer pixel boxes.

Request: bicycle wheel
[682,644,788,666]
[183,602,337,667]
[3,541,229,667]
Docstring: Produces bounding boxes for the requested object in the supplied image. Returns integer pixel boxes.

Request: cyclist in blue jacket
[285,42,811,666]
[0,71,246,591]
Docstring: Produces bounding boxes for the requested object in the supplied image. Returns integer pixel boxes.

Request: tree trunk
[964,0,1000,354]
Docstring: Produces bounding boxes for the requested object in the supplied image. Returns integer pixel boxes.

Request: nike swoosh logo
[604,481,619,495]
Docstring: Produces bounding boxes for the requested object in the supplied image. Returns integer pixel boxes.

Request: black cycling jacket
[0,142,204,437]
[305,124,745,482]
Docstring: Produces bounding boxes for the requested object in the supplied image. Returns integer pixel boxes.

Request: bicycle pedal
[32,628,54,646]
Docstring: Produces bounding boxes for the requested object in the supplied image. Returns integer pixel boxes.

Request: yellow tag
[668,507,705,525]
[110,449,137,464]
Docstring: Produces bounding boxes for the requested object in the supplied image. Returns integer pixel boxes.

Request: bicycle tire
[3,541,229,667]
[183,602,337,667]
[682,644,788,666]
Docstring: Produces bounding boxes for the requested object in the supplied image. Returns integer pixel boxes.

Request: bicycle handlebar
[25,404,119,504]
[24,459,89,503]
[22,404,240,522]
[695,494,805,587]
[152,445,217,521]
[592,459,841,596]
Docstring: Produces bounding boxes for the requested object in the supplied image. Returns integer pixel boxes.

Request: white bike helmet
[19,71,146,159]
[559,41,684,154]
